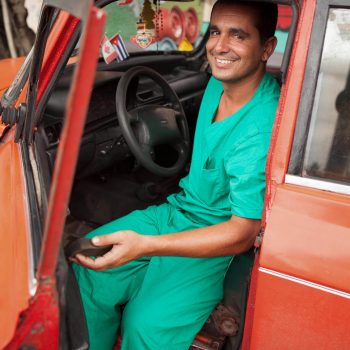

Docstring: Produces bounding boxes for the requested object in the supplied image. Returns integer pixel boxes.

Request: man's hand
[72,230,147,271]
[72,215,260,271]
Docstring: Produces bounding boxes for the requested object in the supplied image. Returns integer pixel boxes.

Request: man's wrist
[141,234,167,256]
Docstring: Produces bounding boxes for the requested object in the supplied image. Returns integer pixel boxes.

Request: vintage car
[0,0,349,349]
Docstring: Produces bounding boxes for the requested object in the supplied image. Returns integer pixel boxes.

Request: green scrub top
[168,73,280,225]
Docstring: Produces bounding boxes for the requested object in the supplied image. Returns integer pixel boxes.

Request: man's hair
[211,0,278,43]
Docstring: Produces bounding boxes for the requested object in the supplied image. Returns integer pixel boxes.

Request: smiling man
[73,1,279,349]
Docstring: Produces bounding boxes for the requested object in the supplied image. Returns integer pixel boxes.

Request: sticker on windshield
[101,33,129,63]
[130,0,157,48]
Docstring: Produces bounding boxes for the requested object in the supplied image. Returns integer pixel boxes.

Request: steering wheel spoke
[173,139,190,153]
[140,142,155,159]
[127,108,140,123]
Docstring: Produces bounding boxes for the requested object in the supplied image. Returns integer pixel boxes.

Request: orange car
[0,0,349,349]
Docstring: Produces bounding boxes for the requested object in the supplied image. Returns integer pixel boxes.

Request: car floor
[65,165,183,241]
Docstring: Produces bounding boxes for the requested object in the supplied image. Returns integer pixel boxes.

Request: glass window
[302,8,350,184]
[275,5,291,54]
[103,1,291,55]
[104,0,211,53]
[267,4,291,71]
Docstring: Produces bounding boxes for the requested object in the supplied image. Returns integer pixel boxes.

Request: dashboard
[42,65,209,178]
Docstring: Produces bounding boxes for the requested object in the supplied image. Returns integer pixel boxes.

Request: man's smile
[214,57,238,66]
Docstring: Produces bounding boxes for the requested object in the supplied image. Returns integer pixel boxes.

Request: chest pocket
[197,161,229,206]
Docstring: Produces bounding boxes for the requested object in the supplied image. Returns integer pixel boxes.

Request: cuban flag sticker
[110,33,130,62]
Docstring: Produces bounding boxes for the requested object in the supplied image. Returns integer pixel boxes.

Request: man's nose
[214,34,230,53]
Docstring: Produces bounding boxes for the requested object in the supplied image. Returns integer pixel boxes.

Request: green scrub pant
[73,203,232,350]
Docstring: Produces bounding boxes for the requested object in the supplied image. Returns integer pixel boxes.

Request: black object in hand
[65,237,113,258]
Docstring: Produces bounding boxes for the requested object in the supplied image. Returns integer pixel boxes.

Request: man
[72,1,280,349]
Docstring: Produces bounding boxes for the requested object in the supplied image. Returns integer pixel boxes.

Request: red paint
[0,129,30,349]
[4,283,59,350]
[37,14,80,105]
[261,185,350,292]
[1,0,349,348]
[38,8,106,277]
[0,123,10,139]
[184,8,199,44]
[251,272,350,349]
[241,250,260,350]
[277,5,293,31]
[0,56,26,91]
[248,0,350,347]
[156,7,186,45]
[265,0,314,213]
[4,3,106,348]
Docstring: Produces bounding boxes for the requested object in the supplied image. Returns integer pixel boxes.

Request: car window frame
[15,0,106,279]
[17,7,80,274]
[287,0,350,194]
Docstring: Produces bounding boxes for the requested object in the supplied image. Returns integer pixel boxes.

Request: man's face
[206,4,268,84]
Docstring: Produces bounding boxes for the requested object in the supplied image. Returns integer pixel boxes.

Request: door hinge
[1,103,26,141]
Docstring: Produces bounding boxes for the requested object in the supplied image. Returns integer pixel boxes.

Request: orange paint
[0,57,25,93]
[1,0,349,348]
[251,272,350,349]
[0,128,30,349]
[261,184,350,293]
[249,0,350,347]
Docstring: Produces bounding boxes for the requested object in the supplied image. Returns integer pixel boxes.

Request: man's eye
[209,30,220,36]
[231,31,247,40]
[232,33,243,40]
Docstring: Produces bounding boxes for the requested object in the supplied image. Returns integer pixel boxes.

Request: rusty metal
[4,282,59,350]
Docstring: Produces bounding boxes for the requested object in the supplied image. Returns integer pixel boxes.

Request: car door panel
[0,129,31,349]
[249,1,350,348]
[261,184,350,292]
[251,271,350,349]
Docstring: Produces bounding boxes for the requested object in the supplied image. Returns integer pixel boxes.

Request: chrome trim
[285,174,350,196]
[0,48,33,108]
[29,146,42,209]
[259,267,350,300]
[19,146,38,296]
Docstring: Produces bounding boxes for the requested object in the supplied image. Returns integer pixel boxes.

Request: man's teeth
[216,58,234,64]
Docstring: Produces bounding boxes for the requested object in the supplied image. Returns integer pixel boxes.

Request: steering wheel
[116,66,190,177]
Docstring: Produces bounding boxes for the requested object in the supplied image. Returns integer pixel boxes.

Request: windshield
[103,0,210,54]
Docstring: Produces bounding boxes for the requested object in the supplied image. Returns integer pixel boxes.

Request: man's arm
[73,215,260,271]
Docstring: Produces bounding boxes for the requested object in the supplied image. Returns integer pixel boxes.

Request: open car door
[5,0,106,348]
[245,1,350,348]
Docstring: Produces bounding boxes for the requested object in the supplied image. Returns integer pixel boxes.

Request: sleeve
[224,132,272,219]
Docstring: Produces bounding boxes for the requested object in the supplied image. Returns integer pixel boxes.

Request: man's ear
[262,36,277,62]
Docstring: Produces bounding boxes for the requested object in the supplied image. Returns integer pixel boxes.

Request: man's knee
[121,298,205,350]
[122,301,156,335]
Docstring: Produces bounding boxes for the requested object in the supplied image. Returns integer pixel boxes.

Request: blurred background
[0,0,41,59]
[0,0,291,59]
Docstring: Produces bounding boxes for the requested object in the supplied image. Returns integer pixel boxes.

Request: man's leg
[120,209,232,350]
[121,254,232,350]
[73,206,164,350]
